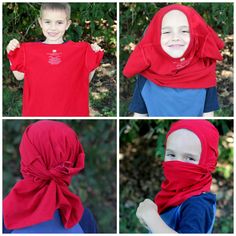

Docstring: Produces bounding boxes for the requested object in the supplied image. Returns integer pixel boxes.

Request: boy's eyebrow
[179,25,189,29]
[161,26,171,30]
[43,18,66,21]
[165,148,174,152]
[161,25,189,30]
[183,152,200,159]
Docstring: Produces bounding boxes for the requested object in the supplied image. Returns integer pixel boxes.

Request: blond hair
[40,3,71,19]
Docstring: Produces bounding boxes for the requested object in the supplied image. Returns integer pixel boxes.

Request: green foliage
[3,87,22,116]
[3,3,116,116]
[120,2,233,116]
[120,120,233,233]
[3,120,116,233]
[89,88,116,117]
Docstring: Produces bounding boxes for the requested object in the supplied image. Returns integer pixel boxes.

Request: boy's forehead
[41,9,68,19]
[166,129,202,153]
[162,10,189,27]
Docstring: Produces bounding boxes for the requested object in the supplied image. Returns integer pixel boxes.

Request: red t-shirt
[7,41,104,116]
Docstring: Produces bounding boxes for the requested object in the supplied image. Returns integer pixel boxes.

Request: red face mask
[3,121,85,230]
[155,120,219,214]
[123,4,224,89]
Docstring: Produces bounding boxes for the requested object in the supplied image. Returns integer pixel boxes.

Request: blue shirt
[129,75,219,117]
[3,208,97,234]
[160,193,216,233]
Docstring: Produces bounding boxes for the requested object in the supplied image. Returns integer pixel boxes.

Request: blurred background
[120,2,233,116]
[3,119,117,233]
[3,3,117,117]
[120,119,233,233]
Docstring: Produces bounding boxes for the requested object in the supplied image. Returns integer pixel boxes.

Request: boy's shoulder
[68,40,91,48]
[182,192,216,210]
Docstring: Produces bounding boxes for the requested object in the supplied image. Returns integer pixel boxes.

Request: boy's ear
[66,20,72,30]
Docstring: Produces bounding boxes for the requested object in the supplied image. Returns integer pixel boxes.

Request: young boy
[136,120,219,233]
[6,3,104,117]
[123,4,224,117]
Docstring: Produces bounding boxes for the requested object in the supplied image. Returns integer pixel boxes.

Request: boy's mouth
[47,32,59,37]
[168,44,185,49]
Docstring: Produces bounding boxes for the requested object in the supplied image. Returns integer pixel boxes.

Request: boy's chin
[165,50,185,59]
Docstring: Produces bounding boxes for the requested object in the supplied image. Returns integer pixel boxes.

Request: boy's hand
[7,39,20,53]
[90,43,103,52]
[136,199,159,230]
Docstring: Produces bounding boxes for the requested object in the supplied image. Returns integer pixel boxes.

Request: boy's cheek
[161,35,171,44]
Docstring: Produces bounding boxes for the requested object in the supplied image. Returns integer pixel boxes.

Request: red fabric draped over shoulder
[3,120,85,230]
[123,4,224,89]
[154,120,219,214]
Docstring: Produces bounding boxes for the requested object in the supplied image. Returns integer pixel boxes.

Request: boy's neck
[43,39,64,44]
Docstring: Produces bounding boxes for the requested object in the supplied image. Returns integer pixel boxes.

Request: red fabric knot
[49,161,74,186]
[54,161,73,174]
[21,160,75,186]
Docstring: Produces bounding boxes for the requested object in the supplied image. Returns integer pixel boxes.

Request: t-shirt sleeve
[203,87,219,112]
[7,44,26,73]
[85,44,104,72]
[178,197,215,233]
[128,74,148,114]
[79,207,97,233]
[123,44,150,78]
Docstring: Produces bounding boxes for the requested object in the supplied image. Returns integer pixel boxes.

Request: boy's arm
[7,39,25,80]
[136,199,177,234]
[89,70,96,83]
[133,112,148,117]
[203,111,214,117]
[89,43,103,83]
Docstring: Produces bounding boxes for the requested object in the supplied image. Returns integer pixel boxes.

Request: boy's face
[165,129,201,164]
[161,10,190,58]
[38,9,71,44]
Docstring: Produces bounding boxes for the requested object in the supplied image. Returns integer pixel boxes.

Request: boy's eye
[185,156,196,162]
[166,153,175,158]
[57,21,64,25]
[162,31,171,34]
[44,21,50,24]
[182,30,189,33]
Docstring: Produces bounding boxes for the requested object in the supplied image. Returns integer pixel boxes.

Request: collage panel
[120,2,233,117]
[120,119,233,233]
[0,1,235,236]
[3,119,117,233]
[3,2,117,117]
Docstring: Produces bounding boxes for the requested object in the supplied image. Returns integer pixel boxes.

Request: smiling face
[165,129,201,164]
[38,9,71,44]
[161,10,190,58]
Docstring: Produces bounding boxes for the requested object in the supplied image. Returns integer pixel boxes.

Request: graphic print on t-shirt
[47,49,62,65]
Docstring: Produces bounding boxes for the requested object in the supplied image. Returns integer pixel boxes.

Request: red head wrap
[3,120,85,229]
[154,120,219,214]
[123,4,224,88]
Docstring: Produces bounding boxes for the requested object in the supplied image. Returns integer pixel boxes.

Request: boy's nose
[50,23,57,30]
[172,34,180,42]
